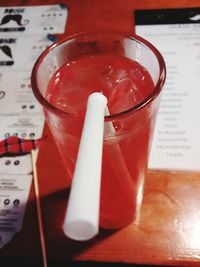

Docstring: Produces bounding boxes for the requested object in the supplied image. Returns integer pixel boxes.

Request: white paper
[0,174,33,246]
[0,4,67,35]
[0,114,44,140]
[0,71,43,115]
[0,154,32,175]
[135,9,200,171]
[0,35,52,70]
[0,233,12,249]
[0,3,68,250]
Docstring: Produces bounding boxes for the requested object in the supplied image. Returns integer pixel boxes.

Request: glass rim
[31,31,166,121]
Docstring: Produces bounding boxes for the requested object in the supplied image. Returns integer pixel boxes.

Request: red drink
[31,32,165,231]
[46,54,154,228]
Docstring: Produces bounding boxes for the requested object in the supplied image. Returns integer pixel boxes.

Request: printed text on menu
[135,8,200,171]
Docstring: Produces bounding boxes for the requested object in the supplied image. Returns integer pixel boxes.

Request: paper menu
[0,173,32,248]
[0,4,68,250]
[0,3,68,145]
[135,7,200,171]
[0,4,67,35]
[0,152,33,249]
[0,154,32,175]
[0,71,42,115]
[0,36,52,139]
[0,35,52,70]
[0,115,44,140]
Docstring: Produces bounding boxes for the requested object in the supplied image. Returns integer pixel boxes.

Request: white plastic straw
[63,92,107,241]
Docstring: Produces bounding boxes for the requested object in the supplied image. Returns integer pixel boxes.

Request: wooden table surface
[1,0,200,266]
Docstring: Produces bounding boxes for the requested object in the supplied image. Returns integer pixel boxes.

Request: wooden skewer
[31,149,48,267]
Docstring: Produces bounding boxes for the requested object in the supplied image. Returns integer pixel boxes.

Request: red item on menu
[0,136,45,155]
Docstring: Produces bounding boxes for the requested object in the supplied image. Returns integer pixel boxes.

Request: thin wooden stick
[31,149,48,267]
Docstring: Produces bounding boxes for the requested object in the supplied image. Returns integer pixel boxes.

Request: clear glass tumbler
[31,31,166,229]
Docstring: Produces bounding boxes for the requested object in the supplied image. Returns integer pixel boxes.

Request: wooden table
[1,0,200,266]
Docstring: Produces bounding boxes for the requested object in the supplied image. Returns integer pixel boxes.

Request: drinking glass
[31,31,166,229]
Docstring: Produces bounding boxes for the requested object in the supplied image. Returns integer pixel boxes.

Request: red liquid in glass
[46,54,154,229]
